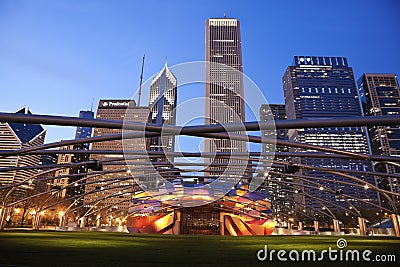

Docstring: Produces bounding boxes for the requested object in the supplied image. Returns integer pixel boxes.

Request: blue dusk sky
[0,0,399,144]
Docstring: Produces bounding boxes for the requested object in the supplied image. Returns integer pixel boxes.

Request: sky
[1,0,400,144]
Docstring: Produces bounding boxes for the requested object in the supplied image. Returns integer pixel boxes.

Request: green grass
[0,231,399,266]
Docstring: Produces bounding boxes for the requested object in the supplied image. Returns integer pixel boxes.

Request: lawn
[0,231,399,267]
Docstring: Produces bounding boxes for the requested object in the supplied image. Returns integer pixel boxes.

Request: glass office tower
[358,73,400,208]
[283,56,378,212]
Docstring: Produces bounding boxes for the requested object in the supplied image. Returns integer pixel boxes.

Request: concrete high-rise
[205,17,246,180]
[358,73,400,205]
[53,145,74,198]
[0,107,46,201]
[84,100,149,210]
[283,56,378,211]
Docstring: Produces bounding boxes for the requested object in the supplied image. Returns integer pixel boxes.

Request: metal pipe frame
[1,112,400,230]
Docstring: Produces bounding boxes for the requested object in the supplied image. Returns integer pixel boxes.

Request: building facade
[51,110,94,200]
[148,63,177,158]
[358,73,400,206]
[260,104,293,214]
[283,56,378,212]
[35,154,58,193]
[52,145,74,198]
[84,100,149,211]
[205,17,246,180]
[75,110,94,149]
[0,107,46,201]
[69,110,94,203]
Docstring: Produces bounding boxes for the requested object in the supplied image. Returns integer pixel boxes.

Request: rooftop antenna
[90,98,94,112]
[138,54,145,106]
[224,13,226,18]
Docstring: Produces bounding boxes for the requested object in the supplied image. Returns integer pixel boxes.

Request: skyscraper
[51,110,94,200]
[53,145,74,198]
[260,104,293,213]
[75,110,95,149]
[358,73,400,205]
[0,107,46,201]
[283,56,377,211]
[84,100,149,211]
[261,104,288,153]
[148,62,177,157]
[69,110,94,202]
[35,153,58,193]
[205,17,246,179]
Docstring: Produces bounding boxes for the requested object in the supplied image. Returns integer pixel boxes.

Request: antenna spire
[138,54,145,107]
[90,98,94,112]
[224,13,226,18]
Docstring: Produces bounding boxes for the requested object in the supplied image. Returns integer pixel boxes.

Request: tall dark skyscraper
[75,110,94,149]
[148,62,177,157]
[283,56,378,211]
[358,73,400,206]
[205,17,246,179]
[70,110,94,200]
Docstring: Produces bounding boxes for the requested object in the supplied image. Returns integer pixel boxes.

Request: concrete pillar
[0,207,9,230]
[288,222,292,233]
[59,216,65,227]
[118,219,123,227]
[219,212,225,235]
[358,217,367,236]
[298,221,303,231]
[391,214,400,238]
[31,214,36,229]
[172,210,181,235]
[33,213,41,230]
[333,219,340,232]
[108,217,113,226]
[313,220,319,232]
[80,216,86,228]
[96,216,101,227]
[398,215,400,237]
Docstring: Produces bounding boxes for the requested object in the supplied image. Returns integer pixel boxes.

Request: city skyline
[1,4,400,252]
[1,0,399,144]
